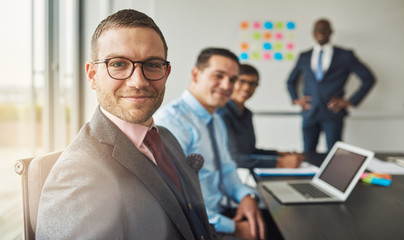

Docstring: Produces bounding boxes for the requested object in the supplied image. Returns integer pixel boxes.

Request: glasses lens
[239,79,258,87]
[106,58,133,80]
[142,60,168,80]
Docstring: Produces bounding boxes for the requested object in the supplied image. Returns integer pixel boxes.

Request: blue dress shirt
[154,90,256,233]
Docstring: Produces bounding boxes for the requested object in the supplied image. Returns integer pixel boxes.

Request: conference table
[256,152,404,240]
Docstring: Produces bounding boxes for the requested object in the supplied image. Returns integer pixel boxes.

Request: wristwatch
[247,193,259,202]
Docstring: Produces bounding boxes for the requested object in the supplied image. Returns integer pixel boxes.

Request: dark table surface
[257,152,404,240]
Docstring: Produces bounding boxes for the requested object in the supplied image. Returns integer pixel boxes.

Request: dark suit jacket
[287,46,375,120]
[36,107,213,240]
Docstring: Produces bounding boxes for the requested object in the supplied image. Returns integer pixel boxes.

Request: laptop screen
[318,148,367,192]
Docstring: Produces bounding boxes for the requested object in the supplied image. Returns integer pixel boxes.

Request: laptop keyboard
[289,183,331,199]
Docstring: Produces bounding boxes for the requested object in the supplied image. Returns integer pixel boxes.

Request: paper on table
[367,157,404,175]
[253,161,319,176]
[237,168,257,187]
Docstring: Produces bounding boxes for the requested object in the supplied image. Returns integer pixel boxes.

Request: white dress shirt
[311,42,334,73]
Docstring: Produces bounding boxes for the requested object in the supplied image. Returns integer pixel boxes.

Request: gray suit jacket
[36,107,213,240]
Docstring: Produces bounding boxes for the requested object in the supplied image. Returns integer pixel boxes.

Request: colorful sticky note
[286,42,294,50]
[263,42,272,50]
[253,21,261,29]
[275,21,284,29]
[263,52,271,60]
[240,32,250,41]
[240,21,249,30]
[286,32,295,40]
[285,52,295,60]
[264,21,273,30]
[252,52,260,60]
[275,32,283,40]
[274,52,283,60]
[240,52,249,60]
[240,42,249,51]
[274,42,283,50]
[253,32,261,40]
[286,21,296,30]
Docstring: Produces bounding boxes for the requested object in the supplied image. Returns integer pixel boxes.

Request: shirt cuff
[215,215,235,234]
[234,186,258,204]
[250,154,278,161]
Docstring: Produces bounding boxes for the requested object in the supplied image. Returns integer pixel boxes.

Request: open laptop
[261,141,374,204]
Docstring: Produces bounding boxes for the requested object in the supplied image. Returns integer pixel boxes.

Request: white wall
[82,0,404,152]
[254,114,404,153]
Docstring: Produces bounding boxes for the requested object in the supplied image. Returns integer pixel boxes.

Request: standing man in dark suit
[287,19,376,152]
[36,9,213,240]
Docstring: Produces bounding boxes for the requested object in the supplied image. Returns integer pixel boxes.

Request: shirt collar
[182,89,214,125]
[314,42,333,52]
[100,107,156,149]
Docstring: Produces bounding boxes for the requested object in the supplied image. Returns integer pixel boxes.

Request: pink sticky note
[275,32,283,40]
[286,42,294,50]
[263,52,271,60]
[253,21,261,29]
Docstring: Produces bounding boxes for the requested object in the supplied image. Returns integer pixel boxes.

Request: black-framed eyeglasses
[238,79,259,88]
[94,57,170,81]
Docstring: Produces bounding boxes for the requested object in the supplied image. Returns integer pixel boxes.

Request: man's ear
[165,64,171,78]
[86,61,97,90]
[191,67,199,83]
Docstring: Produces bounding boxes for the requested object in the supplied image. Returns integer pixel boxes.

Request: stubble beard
[98,87,165,124]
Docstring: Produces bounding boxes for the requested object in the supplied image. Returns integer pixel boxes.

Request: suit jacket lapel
[160,127,213,236]
[91,108,194,239]
[307,50,318,81]
[324,47,338,78]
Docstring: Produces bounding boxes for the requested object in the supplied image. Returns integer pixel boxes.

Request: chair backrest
[15,151,62,240]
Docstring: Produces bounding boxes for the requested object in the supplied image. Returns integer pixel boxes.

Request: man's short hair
[314,18,332,31]
[195,47,240,71]
[90,9,168,60]
[239,64,259,80]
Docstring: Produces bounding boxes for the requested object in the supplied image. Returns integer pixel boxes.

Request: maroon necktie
[144,128,183,192]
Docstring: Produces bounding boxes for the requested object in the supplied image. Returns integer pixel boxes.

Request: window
[0,0,80,237]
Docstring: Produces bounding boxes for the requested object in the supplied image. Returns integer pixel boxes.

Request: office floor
[0,149,24,239]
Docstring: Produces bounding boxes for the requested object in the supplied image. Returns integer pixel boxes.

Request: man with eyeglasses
[155,48,266,240]
[218,64,304,170]
[36,9,213,239]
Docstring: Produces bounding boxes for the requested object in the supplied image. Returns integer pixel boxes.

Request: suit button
[188,203,192,210]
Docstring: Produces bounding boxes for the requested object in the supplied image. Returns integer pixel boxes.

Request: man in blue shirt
[155,48,265,239]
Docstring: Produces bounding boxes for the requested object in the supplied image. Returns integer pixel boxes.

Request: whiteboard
[155,0,404,114]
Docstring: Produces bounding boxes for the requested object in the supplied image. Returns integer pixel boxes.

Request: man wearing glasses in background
[218,63,304,170]
[36,9,213,239]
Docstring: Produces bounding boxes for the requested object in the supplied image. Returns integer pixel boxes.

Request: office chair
[15,150,62,240]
